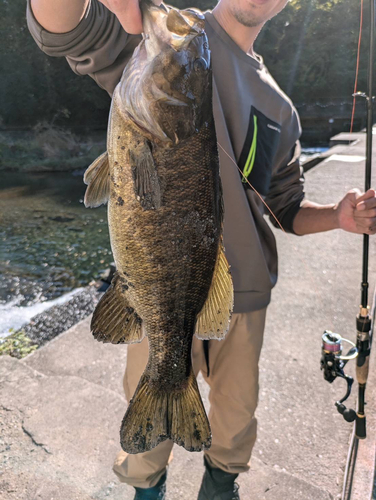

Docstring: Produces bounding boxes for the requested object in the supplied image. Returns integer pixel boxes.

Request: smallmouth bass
[84,0,233,454]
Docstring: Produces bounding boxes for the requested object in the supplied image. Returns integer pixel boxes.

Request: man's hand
[98,0,162,34]
[292,188,376,236]
[336,188,376,235]
[97,0,143,33]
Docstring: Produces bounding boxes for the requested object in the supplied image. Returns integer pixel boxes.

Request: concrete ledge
[0,356,129,500]
[329,132,364,146]
[21,315,127,398]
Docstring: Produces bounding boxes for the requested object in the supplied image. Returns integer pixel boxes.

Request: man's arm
[263,104,376,238]
[293,189,376,236]
[264,139,305,234]
[26,0,143,96]
[30,0,150,35]
[30,0,89,33]
[292,201,339,235]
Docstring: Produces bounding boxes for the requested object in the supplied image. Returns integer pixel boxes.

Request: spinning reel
[321,308,371,438]
[321,331,358,422]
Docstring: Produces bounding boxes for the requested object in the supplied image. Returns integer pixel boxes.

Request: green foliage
[0,0,368,132]
[255,0,368,103]
[0,0,110,129]
[0,125,106,171]
[0,330,38,359]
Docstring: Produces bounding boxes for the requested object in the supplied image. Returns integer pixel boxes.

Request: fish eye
[193,57,208,72]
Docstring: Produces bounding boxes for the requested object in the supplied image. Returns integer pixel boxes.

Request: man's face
[223,0,289,28]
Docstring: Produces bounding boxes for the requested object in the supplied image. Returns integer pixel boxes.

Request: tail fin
[120,369,211,454]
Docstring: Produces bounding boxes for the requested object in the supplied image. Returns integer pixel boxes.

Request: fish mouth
[140,0,206,51]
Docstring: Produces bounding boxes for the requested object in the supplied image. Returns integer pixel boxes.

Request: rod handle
[356,357,370,384]
[355,414,366,439]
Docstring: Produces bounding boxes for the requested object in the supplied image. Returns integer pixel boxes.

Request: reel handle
[335,403,357,423]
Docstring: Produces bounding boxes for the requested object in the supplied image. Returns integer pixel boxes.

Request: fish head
[118,1,212,144]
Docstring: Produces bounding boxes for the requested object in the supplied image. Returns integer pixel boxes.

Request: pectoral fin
[83,151,110,208]
[91,271,144,344]
[194,245,234,340]
[128,141,162,210]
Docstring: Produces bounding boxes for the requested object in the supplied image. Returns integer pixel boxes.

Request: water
[0,287,84,339]
[300,146,329,165]
[0,150,328,337]
[0,171,113,336]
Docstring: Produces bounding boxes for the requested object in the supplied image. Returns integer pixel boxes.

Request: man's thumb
[113,0,143,34]
[345,188,362,206]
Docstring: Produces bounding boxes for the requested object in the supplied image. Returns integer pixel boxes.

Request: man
[26,1,376,499]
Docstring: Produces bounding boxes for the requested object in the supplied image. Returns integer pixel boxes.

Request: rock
[48,216,75,223]
[18,285,101,347]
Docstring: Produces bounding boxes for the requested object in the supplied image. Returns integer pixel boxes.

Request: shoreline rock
[21,284,103,348]
[0,283,105,358]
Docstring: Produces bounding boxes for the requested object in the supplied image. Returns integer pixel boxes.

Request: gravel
[16,284,104,348]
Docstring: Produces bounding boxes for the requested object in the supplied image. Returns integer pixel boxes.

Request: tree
[255,0,368,104]
[1,0,368,131]
[0,0,110,130]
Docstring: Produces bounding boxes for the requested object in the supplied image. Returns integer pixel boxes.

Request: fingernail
[357,202,365,210]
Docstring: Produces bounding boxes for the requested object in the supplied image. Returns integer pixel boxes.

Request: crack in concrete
[21,424,52,455]
[0,406,13,412]
[264,484,277,493]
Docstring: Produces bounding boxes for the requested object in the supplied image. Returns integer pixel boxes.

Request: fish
[83,0,233,454]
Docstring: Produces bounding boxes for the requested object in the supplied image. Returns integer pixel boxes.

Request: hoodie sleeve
[26,0,142,97]
[264,105,305,235]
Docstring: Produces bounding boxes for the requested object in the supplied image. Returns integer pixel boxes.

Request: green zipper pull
[242,115,258,183]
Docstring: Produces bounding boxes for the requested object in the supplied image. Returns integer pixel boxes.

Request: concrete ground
[1,130,375,500]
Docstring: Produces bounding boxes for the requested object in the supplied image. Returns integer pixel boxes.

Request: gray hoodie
[26,0,305,313]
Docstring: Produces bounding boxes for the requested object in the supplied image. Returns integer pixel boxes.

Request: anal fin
[91,271,144,344]
[84,151,110,208]
[194,245,234,340]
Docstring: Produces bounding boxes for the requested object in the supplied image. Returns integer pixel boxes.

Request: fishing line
[217,142,284,232]
[219,0,373,493]
[350,0,364,133]
[217,140,338,332]
[323,1,375,494]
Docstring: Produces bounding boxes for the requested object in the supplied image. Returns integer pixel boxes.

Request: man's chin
[233,9,266,28]
[232,0,287,27]
[231,1,273,28]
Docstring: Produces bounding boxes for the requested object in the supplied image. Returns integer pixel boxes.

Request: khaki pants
[113,308,267,488]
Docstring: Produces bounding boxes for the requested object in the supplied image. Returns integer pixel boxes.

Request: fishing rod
[320,0,375,497]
